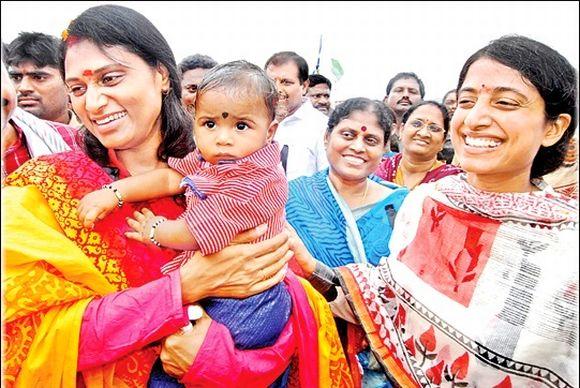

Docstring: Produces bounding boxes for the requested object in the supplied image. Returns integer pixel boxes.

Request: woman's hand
[285,222,316,277]
[160,308,212,378]
[179,224,292,304]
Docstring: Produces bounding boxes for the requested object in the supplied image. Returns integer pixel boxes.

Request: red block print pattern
[397,198,500,307]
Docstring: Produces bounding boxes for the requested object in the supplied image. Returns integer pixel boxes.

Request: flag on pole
[330,58,344,81]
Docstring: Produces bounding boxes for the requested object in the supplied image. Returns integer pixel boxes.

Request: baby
[78,60,291,351]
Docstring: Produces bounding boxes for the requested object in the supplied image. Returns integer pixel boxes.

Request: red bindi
[361,126,367,132]
[83,69,93,77]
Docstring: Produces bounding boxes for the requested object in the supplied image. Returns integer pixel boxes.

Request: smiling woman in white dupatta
[291,35,578,388]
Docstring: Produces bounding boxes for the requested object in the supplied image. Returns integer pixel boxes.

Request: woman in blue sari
[286,97,408,387]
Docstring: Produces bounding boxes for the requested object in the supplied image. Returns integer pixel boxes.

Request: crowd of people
[1,4,578,388]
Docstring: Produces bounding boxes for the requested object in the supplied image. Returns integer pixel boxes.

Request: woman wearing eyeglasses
[375,101,461,189]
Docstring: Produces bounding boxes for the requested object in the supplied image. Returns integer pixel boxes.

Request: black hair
[442,89,456,103]
[308,74,332,90]
[457,35,578,178]
[386,72,425,98]
[264,51,309,84]
[178,54,218,75]
[327,97,394,145]
[196,60,278,121]
[60,4,194,166]
[7,32,61,69]
[401,100,450,138]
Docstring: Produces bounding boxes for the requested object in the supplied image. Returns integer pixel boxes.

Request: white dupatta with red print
[338,174,578,388]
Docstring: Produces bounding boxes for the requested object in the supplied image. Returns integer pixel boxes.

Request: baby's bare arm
[115,168,185,202]
[125,209,200,251]
[77,168,184,228]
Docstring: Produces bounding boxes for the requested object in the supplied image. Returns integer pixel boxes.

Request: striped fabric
[161,141,287,273]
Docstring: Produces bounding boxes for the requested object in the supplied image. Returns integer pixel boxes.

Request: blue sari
[286,169,408,267]
[287,169,408,387]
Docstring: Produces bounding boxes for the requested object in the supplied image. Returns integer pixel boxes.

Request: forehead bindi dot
[83,70,93,77]
[361,126,367,132]
[222,112,229,119]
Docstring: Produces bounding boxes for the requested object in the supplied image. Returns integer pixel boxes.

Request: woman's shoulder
[7,150,96,178]
[289,169,327,189]
[433,174,578,226]
[437,162,463,174]
[370,174,408,195]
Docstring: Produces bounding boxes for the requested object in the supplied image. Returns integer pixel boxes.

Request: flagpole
[314,34,322,74]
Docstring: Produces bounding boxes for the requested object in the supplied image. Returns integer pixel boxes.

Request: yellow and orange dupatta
[2,152,183,387]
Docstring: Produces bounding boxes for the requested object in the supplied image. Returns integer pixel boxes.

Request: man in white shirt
[265,51,328,181]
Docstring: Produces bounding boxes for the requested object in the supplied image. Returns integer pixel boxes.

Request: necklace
[359,179,369,203]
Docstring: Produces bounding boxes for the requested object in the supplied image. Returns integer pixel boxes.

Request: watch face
[187,304,204,321]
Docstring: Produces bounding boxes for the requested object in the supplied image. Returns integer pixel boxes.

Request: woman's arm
[160,309,296,386]
[77,271,189,370]
[78,226,292,369]
[179,227,292,304]
[286,222,340,299]
[286,222,359,326]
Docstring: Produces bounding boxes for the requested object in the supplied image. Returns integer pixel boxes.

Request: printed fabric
[375,152,462,187]
[338,174,579,387]
[3,151,184,387]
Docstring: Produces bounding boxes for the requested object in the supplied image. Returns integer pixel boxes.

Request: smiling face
[265,61,307,119]
[64,40,169,152]
[325,110,387,182]
[451,57,566,191]
[400,104,446,161]
[385,77,422,117]
[193,88,277,164]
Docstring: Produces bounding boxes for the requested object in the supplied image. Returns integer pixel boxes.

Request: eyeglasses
[408,119,444,134]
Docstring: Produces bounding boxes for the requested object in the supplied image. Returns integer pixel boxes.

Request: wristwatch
[179,304,204,334]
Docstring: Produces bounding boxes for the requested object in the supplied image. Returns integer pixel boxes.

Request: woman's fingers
[160,311,212,378]
[242,231,289,259]
[253,244,292,281]
[284,221,298,238]
[249,264,287,294]
[231,224,268,244]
